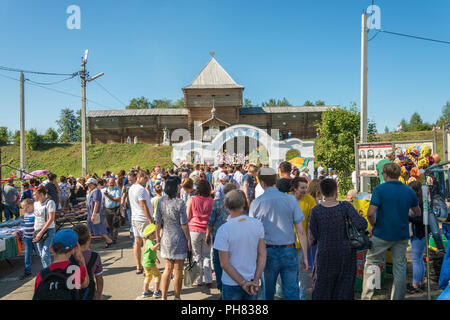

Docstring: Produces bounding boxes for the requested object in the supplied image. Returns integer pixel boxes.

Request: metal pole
[360,12,369,192]
[422,185,431,300]
[20,72,25,181]
[81,57,87,177]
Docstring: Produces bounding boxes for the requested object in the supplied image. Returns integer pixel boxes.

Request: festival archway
[172,124,315,171]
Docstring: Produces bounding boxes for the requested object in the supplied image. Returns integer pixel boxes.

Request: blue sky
[0,0,449,134]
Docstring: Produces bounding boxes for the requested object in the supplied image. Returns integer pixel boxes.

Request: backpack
[33,264,81,300]
[69,251,99,300]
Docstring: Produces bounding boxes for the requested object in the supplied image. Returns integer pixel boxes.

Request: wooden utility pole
[81,57,87,177]
[360,12,369,192]
[20,72,25,180]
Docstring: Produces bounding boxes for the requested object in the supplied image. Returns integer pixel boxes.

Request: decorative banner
[358,143,393,177]
[289,157,310,172]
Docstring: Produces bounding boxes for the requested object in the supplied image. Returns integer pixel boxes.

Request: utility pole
[20,72,25,181]
[80,50,103,178]
[360,12,369,193]
[81,56,87,177]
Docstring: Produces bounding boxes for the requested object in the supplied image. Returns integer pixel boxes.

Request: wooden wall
[184,88,243,108]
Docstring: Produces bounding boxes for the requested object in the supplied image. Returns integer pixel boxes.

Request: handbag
[183,250,200,287]
[92,213,101,225]
[340,202,370,250]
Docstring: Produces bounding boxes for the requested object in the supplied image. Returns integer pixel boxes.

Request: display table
[0,221,25,266]
[55,209,87,231]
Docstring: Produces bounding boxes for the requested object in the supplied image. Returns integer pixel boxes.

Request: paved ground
[0,224,443,300]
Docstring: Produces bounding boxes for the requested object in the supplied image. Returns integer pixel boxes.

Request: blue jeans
[4,204,19,221]
[35,228,56,269]
[127,208,134,243]
[24,237,37,274]
[222,284,258,300]
[410,236,426,285]
[212,247,223,292]
[261,247,299,300]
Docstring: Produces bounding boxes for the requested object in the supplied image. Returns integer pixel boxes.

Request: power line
[94,81,127,106]
[368,29,450,45]
[0,72,118,109]
[25,74,78,86]
[0,65,77,76]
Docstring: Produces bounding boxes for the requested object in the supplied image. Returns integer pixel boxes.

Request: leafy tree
[261,97,291,107]
[12,130,20,145]
[315,100,325,106]
[303,100,314,106]
[126,96,150,109]
[399,118,409,132]
[368,120,378,142]
[436,101,450,127]
[243,98,254,108]
[315,106,360,195]
[150,99,172,109]
[384,126,389,134]
[173,98,185,109]
[56,108,81,142]
[25,129,43,151]
[43,127,58,144]
[0,127,10,146]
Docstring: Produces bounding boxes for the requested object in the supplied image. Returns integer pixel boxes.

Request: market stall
[0,219,25,266]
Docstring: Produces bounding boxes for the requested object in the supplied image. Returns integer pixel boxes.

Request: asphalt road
[0,224,443,300]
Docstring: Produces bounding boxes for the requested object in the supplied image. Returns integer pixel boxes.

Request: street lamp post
[80,49,103,177]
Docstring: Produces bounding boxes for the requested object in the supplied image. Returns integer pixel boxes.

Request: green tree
[368,120,378,142]
[151,99,172,109]
[173,98,185,109]
[12,130,20,145]
[0,127,9,146]
[399,118,409,132]
[126,96,150,109]
[43,127,58,144]
[315,106,360,194]
[25,129,43,150]
[436,101,450,127]
[56,108,81,142]
[261,97,291,106]
[384,126,389,134]
[315,100,325,106]
[243,98,254,108]
[303,100,314,106]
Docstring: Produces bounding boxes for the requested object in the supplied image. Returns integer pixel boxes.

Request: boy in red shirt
[33,229,89,299]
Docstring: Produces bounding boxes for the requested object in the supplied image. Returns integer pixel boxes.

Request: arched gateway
[172,124,314,172]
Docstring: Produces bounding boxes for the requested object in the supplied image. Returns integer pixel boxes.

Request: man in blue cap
[33,229,89,299]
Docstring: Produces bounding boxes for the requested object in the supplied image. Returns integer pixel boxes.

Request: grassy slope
[0,130,444,178]
[0,143,173,178]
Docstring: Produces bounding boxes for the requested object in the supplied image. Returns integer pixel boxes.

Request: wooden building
[88,56,338,144]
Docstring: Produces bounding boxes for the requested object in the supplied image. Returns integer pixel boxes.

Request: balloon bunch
[394,144,441,184]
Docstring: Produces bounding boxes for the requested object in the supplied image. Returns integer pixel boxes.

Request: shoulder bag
[340,201,370,250]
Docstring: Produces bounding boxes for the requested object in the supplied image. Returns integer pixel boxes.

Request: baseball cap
[52,229,79,251]
[219,172,227,180]
[143,224,156,237]
[259,167,277,176]
[86,178,98,185]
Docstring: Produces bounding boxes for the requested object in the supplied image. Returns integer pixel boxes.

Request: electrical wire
[0,65,77,76]
[94,81,127,106]
[380,30,450,45]
[25,74,79,86]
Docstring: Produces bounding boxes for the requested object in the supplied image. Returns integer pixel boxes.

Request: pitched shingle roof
[239,106,339,114]
[87,109,188,117]
[183,57,244,90]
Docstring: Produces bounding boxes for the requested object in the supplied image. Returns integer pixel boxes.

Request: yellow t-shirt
[294,194,317,249]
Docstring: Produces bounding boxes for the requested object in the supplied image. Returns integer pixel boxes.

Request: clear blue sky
[1,0,449,133]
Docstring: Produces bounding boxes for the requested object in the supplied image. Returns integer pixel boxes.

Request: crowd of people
[0,159,442,300]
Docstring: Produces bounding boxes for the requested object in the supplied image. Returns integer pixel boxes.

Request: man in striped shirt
[21,198,37,280]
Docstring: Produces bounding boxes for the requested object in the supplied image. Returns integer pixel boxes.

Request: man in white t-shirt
[213,190,266,300]
[212,163,225,187]
[128,170,153,274]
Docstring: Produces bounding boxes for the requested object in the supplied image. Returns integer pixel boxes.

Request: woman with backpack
[33,186,57,268]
